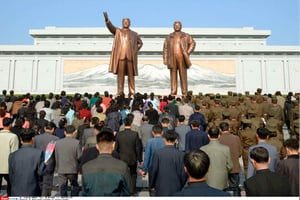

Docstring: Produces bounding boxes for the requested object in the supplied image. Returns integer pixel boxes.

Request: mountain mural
[63,64,236,94]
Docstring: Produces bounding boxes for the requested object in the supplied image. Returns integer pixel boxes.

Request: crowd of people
[0,88,299,197]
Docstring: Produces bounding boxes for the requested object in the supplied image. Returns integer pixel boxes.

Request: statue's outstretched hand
[103,11,109,22]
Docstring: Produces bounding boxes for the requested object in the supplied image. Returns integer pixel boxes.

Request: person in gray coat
[55,125,81,196]
[9,129,46,196]
[33,122,59,196]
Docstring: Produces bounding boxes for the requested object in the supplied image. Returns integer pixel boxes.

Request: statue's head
[122,18,131,29]
[173,21,182,32]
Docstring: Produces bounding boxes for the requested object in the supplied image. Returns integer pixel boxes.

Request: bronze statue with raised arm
[103,12,143,97]
[163,21,196,96]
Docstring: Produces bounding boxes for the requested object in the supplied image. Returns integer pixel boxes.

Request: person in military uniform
[239,119,257,177]
[247,109,264,131]
[290,101,299,139]
[266,121,286,160]
[266,108,284,142]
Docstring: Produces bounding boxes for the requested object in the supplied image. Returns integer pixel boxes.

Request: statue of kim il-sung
[103,12,143,97]
[163,21,196,96]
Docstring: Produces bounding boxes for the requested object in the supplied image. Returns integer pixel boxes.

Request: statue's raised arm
[103,11,109,22]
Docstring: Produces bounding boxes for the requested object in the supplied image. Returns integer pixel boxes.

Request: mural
[63,60,236,95]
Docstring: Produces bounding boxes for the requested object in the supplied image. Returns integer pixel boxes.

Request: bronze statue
[163,21,196,96]
[103,12,143,96]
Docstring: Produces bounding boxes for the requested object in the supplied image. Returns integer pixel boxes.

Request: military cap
[222,110,231,117]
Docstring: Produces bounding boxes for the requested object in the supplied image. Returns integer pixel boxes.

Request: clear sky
[0,0,299,45]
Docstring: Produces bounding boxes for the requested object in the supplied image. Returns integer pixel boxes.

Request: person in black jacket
[173,149,230,196]
[115,117,143,195]
[244,146,292,196]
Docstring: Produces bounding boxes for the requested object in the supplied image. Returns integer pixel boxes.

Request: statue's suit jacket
[105,20,143,76]
[163,32,195,68]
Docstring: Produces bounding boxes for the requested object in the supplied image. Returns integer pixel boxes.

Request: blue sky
[0,0,299,45]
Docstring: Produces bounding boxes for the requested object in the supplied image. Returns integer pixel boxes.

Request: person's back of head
[178,115,185,123]
[45,122,56,133]
[194,104,200,111]
[20,128,35,143]
[207,126,219,139]
[256,127,269,140]
[250,146,269,164]
[96,106,103,114]
[91,116,100,126]
[39,110,46,119]
[219,122,230,132]
[44,100,50,108]
[283,138,299,153]
[58,118,67,129]
[164,129,177,143]
[124,117,133,127]
[152,124,163,136]
[65,125,76,135]
[184,149,210,179]
[142,115,149,122]
[191,120,201,129]
[96,129,115,152]
[3,117,12,128]
[163,105,170,113]
[160,117,170,127]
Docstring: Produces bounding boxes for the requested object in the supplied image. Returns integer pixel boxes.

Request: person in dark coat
[82,129,131,196]
[149,130,187,196]
[244,146,292,196]
[173,149,230,196]
[115,117,143,195]
[185,120,209,152]
[9,129,46,196]
[276,138,299,196]
[188,104,206,131]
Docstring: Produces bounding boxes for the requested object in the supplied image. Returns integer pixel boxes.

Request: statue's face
[173,21,182,32]
[122,18,131,28]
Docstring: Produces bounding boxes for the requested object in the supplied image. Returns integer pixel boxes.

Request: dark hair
[91,117,100,126]
[178,115,185,123]
[164,130,177,142]
[39,110,46,118]
[250,146,269,163]
[152,124,163,134]
[184,149,210,179]
[194,104,200,111]
[58,118,67,129]
[94,123,104,133]
[161,117,170,124]
[44,100,50,108]
[3,117,12,127]
[207,126,219,139]
[124,117,133,126]
[190,120,200,128]
[96,106,103,114]
[65,125,75,134]
[219,122,230,131]
[96,129,114,144]
[283,138,299,151]
[142,116,149,122]
[256,127,269,139]
[45,122,56,130]
[20,128,36,143]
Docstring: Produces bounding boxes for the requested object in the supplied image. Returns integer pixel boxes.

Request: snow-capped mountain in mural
[63,64,236,94]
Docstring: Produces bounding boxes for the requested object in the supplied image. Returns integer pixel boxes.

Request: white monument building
[0,26,299,95]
